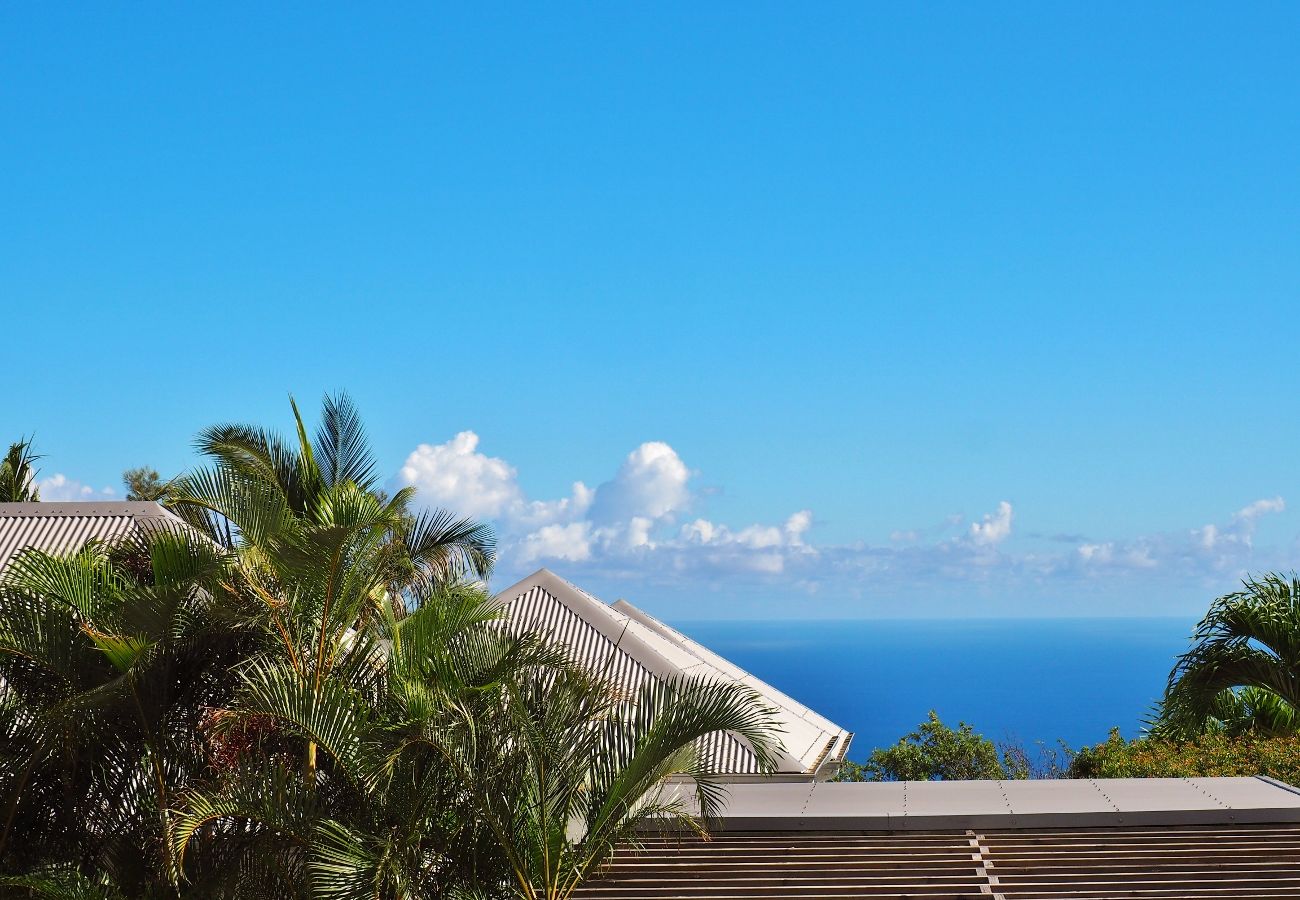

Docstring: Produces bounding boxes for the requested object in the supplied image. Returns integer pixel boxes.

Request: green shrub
[835,710,1030,781]
[1070,728,1300,784]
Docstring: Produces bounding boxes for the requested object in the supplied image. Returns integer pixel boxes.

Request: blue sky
[3,3,1298,618]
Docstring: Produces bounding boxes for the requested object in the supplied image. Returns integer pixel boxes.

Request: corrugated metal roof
[578,777,1300,898]
[495,569,853,779]
[0,501,196,571]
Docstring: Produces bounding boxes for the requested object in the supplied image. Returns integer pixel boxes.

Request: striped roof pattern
[496,569,853,779]
[574,824,1300,898]
[582,775,1300,894]
[0,501,193,571]
[579,777,1300,896]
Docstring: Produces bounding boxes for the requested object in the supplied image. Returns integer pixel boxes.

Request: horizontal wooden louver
[575,825,1300,898]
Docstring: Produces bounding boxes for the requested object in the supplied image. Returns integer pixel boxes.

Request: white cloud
[1078,542,1111,563]
[398,432,522,520]
[1076,540,1157,570]
[398,434,816,581]
[668,512,813,554]
[1193,495,1285,552]
[587,442,691,524]
[968,501,1013,546]
[1069,496,1288,580]
[37,474,116,501]
[736,524,783,548]
[515,482,594,529]
[785,510,813,544]
[396,431,1292,605]
[1196,524,1219,551]
[516,522,592,564]
[1236,496,1285,522]
[681,519,717,544]
[626,516,655,549]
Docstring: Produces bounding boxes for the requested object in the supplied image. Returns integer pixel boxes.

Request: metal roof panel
[0,501,207,571]
[496,569,853,778]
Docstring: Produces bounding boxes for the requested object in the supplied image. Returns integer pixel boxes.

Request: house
[495,569,853,781]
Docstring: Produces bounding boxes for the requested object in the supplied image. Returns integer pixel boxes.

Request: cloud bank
[398,433,811,573]
[396,433,1293,609]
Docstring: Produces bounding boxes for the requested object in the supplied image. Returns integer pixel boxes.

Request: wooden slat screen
[984,824,1300,898]
[576,825,1300,898]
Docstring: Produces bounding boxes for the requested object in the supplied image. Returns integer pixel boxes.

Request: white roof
[495,568,853,779]
[661,776,1300,830]
[0,501,195,571]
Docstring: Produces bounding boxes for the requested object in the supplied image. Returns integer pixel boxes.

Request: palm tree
[437,667,782,899]
[0,528,251,897]
[1156,574,1300,738]
[167,392,494,597]
[165,394,496,792]
[170,583,526,896]
[0,438,41,502]
[155,393,500,894]
[3,395,782,898]
[0,394,494,897]
[172,583,782,899]
[368,590,782,899]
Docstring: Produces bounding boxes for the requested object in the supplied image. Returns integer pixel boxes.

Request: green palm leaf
[1157,573,1300,737]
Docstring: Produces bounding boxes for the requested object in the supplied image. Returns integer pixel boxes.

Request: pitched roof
[577,777,1300,898]
[495,568,853,780]
[0,501,197,571]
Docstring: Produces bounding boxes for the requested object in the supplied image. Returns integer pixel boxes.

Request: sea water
[676,618,1194,761]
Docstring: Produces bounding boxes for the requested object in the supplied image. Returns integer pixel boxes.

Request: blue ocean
[676,618,1195,761]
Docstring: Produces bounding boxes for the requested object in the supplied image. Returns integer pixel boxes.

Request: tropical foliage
[1154,574,1300,739]
[0,395,780,899]
[0,438,40,502]
[1070,727,1300,782]
[833,711,1030,782]
[0,531,253,898]
[123,467,172,501]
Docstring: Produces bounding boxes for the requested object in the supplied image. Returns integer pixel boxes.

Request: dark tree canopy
[122,466,169,501]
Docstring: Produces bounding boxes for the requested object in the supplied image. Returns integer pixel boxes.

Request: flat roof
[659,776,1300,830]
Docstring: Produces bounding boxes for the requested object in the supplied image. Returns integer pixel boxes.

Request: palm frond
[230,658,376,788]
[1156,573,1300,736]
[0,866,125,900]
[0,437,41,503]
[401,508,496,591]
[312,393,377,492]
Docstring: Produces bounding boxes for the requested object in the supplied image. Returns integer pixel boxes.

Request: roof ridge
[0,500,175,518]
[612,597,851,746]
[494,569,853,777]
